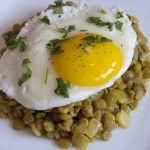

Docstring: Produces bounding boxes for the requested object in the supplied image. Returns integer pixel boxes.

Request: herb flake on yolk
[52,34,123,86]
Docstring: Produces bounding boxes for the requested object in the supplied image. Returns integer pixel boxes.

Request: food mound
[0,0,150,149]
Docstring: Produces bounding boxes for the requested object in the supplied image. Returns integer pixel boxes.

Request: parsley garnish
[40,16,50,25]
[53,0,64,14]
[3,32,28,51]
[80,29,88,32]
[87,17,113,31]
[45,68,49,84]
[19,37,29,52]
[18,58,32,86]
[54,0,64,6]
[115,21,123,31]
[5,38,18,50]
[87,16,124,31]
[54,78,71,98]
[53,7,64,14]
[83,35,112,53]
[116,12,124,19]
[3,31,17,43]
[3,35,28,51]
[56,25,76,38]
[46,39,64,54]
[84,35,112,44]
[100,9,106,14]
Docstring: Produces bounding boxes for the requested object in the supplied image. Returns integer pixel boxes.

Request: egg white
[0,2,137,110]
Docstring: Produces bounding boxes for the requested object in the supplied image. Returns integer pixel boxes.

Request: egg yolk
[52,34,123,86]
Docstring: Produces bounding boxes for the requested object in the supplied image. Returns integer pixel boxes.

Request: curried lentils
[0,2,150,150]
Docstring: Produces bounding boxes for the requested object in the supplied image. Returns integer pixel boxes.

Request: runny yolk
[52,34,123,86]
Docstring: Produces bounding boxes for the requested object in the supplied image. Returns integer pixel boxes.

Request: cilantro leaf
[3,33,28,51]
[18,58,32,86]
[46,39,64,55]
[83,35,112,44]
[18,37,28,52]
[53,0,64,14]
[5,38,18,50]
[68,25,76,32]
[2,31,17,41]
[116,12,124,19]
[83,35,112,53]
[22,58,31,66]
[80,29,88,32]
[57,25,76,38]
[54,0,64,6]
[3,31,18,50]
[54,78,71,98]
[53,7,64,14]
[45,68,49,84]
[51,45,64,54]
[115,21,123,31]
[97,37,112,44]
[40,16,50,25]
[87,16,113,31]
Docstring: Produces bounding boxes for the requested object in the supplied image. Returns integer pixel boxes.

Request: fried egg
[0,2,137,110]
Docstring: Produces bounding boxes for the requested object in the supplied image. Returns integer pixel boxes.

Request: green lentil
[23,114,34,125]
[31,124,41,137]
[58,138,72,149]
[0,110,7,118]
[35,119,44,130]
[94,99,106,109]
[43,120,55,132]
[13,119,25,130]
[101,131,112,141]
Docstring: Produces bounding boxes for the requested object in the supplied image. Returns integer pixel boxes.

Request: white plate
[0,0,150,150]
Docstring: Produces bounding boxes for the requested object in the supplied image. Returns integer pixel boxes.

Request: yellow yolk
[52,34,123,86]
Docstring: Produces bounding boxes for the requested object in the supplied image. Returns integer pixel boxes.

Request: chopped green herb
[108,24,113,31]
[40,16,50,25]
[115,21,123,31]
[57,27,66,33]
[5,38,18,50]
[68,25,76,32]
[3,31,17,50]
[18,58,32,86]
[3,33,28,51]
[87,16,113,31]
[54,0,64,6]
[51,45,64,54]
[45,68,49,84]
[84,35,112,44]
[53,7,64,14]
[100,9,106,14]
[19,37,28,52]
[80,29,88,32]
[57,25,76,38]
[116,12,124,19]
[138,48,143,61]
[3,31,17,42]
[84,35,96,42]
[83,35,112,53]
[22,58,31,66]
[46,39,64,55]
[98,37,113,43]
[54,78,71,98]
[47,39,62,48]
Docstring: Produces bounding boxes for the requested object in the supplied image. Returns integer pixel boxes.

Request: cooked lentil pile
[0,2,150,150]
